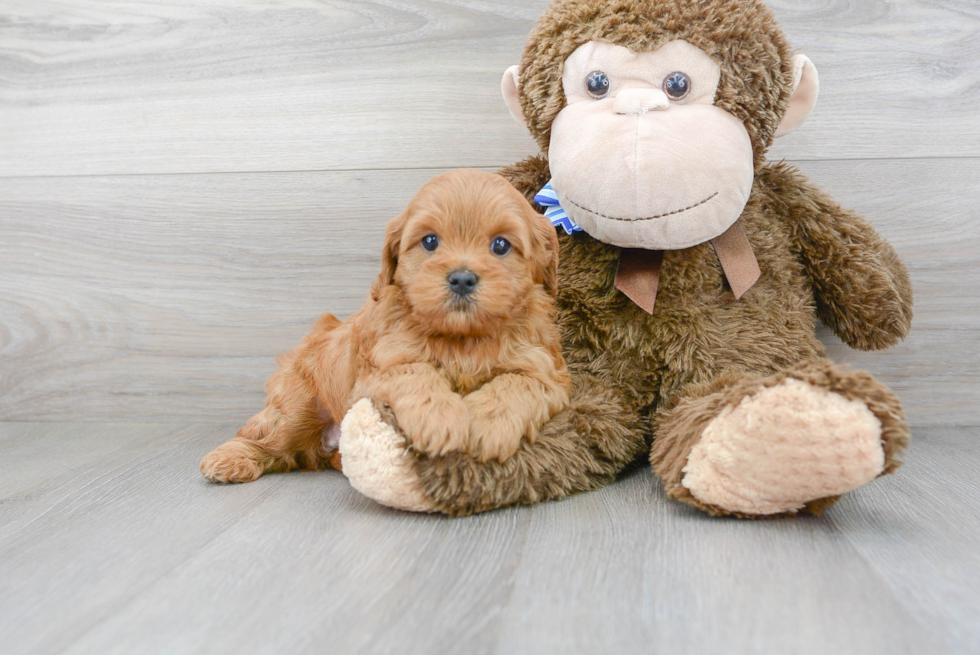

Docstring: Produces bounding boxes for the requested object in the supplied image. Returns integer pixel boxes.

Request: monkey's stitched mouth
[565,192,718,222]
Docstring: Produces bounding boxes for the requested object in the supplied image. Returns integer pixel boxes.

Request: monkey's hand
[762,163,913,351]
[812,230,913,352]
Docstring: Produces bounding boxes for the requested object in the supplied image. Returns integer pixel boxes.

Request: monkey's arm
[761,163,913,351]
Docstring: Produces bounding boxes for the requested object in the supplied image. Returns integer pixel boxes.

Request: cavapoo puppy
[201,169,570,483]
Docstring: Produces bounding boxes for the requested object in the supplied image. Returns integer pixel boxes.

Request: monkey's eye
[421,234,440,252]
[586,71,611,99]
[663,72,691,100]
[491,237,512,256]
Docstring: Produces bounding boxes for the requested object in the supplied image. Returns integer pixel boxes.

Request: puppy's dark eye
[491,237,511,256]
[421,234,439,252]
[586,71,611,99]
[663,72,691,100]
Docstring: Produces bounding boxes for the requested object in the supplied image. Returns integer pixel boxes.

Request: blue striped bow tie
[534,181,583,235]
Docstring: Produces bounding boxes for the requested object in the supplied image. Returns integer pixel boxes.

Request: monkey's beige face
[549,40,755,250]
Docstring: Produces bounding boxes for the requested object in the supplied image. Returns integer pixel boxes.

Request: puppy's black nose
[447,269,479,296]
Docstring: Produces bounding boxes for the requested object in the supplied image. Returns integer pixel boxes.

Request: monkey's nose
[614,88,670,115]
[447,269,479,296]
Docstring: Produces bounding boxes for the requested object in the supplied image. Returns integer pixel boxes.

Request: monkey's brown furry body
[341,0,913,517]
[408,157,911,516]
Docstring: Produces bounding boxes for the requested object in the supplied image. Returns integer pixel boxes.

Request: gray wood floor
[2,1,980,654]
[0,423,976,654]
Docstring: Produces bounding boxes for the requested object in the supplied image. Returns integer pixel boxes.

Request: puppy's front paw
[393,393,471,457]
[465,394,530,463]
[200,440,266,483]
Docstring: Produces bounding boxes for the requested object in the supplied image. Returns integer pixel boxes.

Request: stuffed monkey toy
[338,0,913,518]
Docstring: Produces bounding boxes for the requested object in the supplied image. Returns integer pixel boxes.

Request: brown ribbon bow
[614,221,761,314]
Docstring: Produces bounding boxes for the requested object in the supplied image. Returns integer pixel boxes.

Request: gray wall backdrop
[1,0,977,426]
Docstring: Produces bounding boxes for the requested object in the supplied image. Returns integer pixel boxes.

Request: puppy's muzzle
[447,269,479,297]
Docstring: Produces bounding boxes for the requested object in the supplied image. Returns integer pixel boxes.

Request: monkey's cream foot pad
[682,379,886,515]
[339,399,437,513]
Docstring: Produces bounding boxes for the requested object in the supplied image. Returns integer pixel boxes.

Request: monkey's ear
[371,210,409,301]
[775,54,819,138]
[501,65,528,127]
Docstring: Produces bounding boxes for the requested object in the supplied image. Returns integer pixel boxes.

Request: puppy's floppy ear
[371,210,409,301]
[525,203,560,296]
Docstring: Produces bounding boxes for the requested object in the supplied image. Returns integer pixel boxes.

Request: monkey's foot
[681,378,885,515]
[339,399,437,513]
